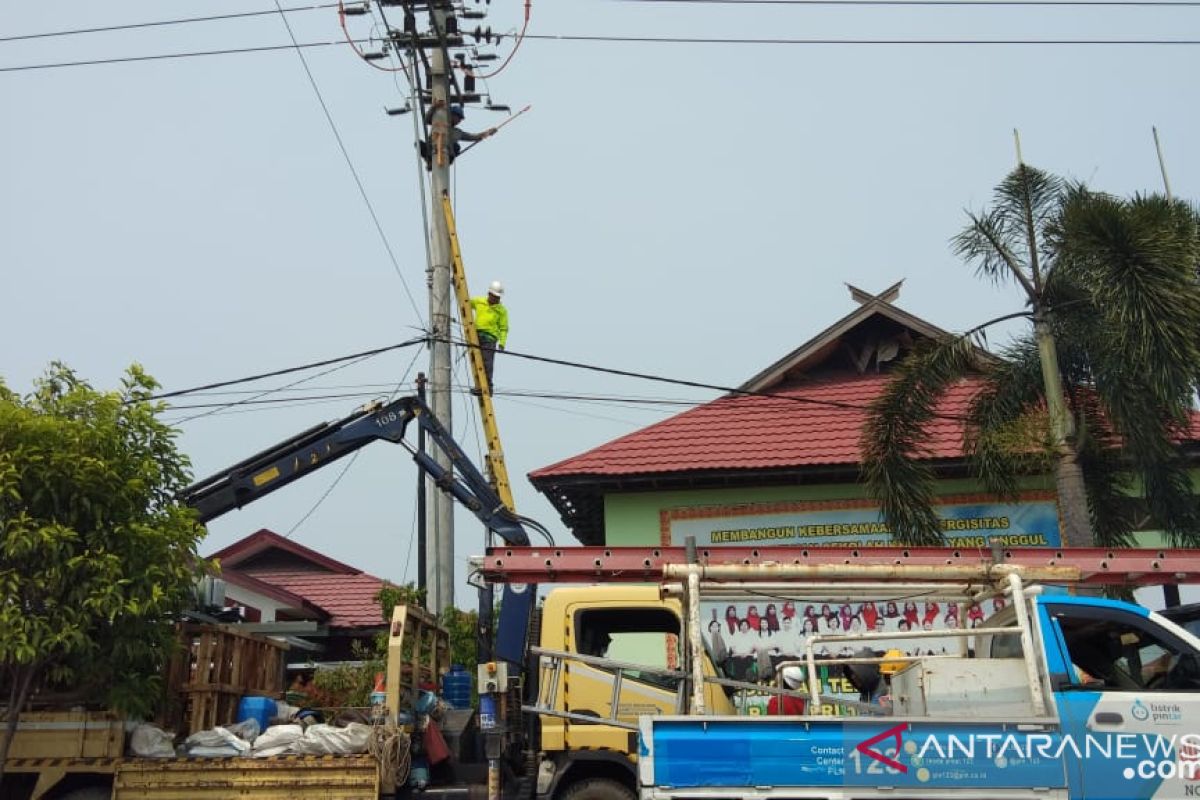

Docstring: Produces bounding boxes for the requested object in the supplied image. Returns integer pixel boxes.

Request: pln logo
[1131,699,1150,722]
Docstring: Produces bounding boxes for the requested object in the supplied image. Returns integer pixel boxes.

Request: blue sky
[3,1,1197,606]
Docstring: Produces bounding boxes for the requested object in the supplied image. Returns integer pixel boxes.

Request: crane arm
[179,395,528,548]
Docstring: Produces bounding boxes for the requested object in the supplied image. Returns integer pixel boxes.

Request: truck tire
[58,787,113,800]
[558,778,635,800]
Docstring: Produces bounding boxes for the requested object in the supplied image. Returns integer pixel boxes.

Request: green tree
[0,364,206,776]
[863,165,1200,547]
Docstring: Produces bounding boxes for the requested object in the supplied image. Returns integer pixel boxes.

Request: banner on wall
[663,494,1060,715]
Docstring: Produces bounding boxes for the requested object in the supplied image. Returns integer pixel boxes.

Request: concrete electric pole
[427,33,455,614]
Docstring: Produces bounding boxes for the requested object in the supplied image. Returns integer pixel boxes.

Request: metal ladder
[523,646,689,731]
[440,190,514,509]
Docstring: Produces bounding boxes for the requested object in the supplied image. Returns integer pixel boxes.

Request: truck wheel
[559,778,635,800]
[58,787,113,800]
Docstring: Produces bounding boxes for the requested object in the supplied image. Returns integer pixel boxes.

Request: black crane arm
[179,395,528,547]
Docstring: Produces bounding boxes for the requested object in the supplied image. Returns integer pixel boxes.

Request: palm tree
[862,164,1200,548]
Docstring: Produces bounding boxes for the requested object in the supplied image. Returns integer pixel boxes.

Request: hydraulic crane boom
[179,395,536,664]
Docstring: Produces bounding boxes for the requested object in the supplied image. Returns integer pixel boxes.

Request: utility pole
[427,23,455,614]
[366,0,513,612]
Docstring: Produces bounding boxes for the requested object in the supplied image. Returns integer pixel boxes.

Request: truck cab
[533,586,735,800]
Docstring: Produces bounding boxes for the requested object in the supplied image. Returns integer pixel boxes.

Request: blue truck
[638,570,1200,800]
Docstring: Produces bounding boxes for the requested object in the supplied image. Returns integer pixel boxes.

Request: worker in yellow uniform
[469,281,508,394]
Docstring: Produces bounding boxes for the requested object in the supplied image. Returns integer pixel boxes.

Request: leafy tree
[0,364,206,775]
[863,165,1200,547]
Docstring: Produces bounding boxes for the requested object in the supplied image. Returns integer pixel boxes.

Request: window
[1053,606,1200,693]
[574,608,682,690]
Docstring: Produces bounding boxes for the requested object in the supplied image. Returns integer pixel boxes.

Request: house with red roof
[529,282,1200,553]
[208,529,391,660]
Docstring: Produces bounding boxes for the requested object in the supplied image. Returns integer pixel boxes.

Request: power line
[144,338,423,402]
[617,0,1200,5]
[4,33,1199,74]
[440,336,976,423]
[271,2,425,324]
[0,40,353,73]
[284,347,424,538]
[165,391,383,410]
[172,351,380,424]
[0,4,341,44]
[523,33,1200,44]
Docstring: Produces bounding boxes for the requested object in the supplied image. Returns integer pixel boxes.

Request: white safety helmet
[780,666,805,690]
[488,280,505,297]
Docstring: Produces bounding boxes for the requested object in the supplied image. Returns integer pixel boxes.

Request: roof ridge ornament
[847,280,904,306]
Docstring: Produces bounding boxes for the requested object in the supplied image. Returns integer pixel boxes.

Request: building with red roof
[207,529,391,659]
[529,283,1200,551]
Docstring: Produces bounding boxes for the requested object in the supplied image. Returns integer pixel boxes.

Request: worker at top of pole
[469,281,508,395]
[420,103,497,169]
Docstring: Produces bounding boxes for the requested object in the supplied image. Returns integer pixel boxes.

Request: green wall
[603,475,1053,546]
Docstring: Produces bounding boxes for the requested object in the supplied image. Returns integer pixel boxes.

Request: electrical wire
[4,34,1198,74]
[172,351,380,424]
[464,0,533,79]
[339,0,411,71]
[164,391,384,409]
[439,336,976,423]
[162,395,374,419]
[0,40,355,72]
[522,32,1200,44]
[616,0,1200,5]
[285,450,364,537]
[0,4,341,43]
[272,1,426,324]
[284,346,423,537]
[143,338,423,402]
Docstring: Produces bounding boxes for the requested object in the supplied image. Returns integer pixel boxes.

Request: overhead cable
[438,336,976,423]
[6,34,1199,74]
[272,0,425,324]
[144,337,424,402]
[0,4,341,44]
[522,33,1200,44]
[617,0,1200,6]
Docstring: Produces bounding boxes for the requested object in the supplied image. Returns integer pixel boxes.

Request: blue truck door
[1044,599,1200,800]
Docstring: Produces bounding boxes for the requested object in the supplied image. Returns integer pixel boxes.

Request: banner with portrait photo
[663,493,1060,715]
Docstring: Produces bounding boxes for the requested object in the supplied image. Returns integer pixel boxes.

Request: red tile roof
[531,373,980,479]
[238,570,389,628]
[210,529,388,630]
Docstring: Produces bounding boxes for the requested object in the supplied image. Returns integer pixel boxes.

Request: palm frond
[862,336,979,545]
[1051,189,1200,411]
[1074,395,1137,549]
[966,336,1052,499]
[953,165,1063,301]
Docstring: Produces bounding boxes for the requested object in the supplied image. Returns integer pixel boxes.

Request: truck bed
[637,715,1069,800]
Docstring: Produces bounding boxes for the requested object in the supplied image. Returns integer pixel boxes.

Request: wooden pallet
[385,604,450,713]
[163,624,289,733]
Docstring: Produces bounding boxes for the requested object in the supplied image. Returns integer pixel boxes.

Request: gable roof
[209,528,362,575]
[530,284,978,544]
[739,281,961,392]
[209,529,388,629]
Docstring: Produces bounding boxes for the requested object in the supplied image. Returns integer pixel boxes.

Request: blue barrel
[237,695,275,731]
[442,664,473,709]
